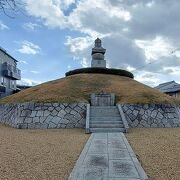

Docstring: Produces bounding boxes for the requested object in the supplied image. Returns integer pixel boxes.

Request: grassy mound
[0,73,179,104]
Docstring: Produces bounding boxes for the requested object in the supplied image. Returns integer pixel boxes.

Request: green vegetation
[0,73,179,104]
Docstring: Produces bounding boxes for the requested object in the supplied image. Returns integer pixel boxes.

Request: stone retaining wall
[0,102,87,129]
[121,104,180,128]
[0,102,180,129]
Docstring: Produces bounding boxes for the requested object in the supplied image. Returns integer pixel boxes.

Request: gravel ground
[1,125,179,180]
[126,128,180,180]
[0,124,90,180]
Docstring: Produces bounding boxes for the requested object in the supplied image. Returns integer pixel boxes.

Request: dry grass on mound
[126,128,180,180]
[0,124,90,180]
[0,73,179,104]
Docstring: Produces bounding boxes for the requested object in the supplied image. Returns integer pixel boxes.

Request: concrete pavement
[68,133,148,180]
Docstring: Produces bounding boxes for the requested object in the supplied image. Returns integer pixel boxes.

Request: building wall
[166,91,180,98]
[175,91,180,98]
[0,50,18,98]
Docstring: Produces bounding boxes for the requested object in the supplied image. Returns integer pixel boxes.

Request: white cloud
[162,67,180,76]
[126,65,136,72]
[25,0,67,28]
[25,0,131,34]
[146,1,155,8]
[30,70,40,74]
[135,36,175,62]
[65,36,93,53]
[17,41,41,55]
[0,21,9,30]
[172,50,180,58]
[122,27,129,32]
[19,60,28,64]
[67,65,71,70]
[65,36,93,66]
[17,78,41,86]
[135,71,160,87]
[23,22,41,31]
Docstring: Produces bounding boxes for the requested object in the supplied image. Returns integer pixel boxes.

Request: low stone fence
[121,104,180,128]
[0,102,179,129]
[0,102,87,129]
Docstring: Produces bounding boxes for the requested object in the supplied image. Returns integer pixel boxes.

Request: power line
[131,49,179,73]
[132,61,156,73]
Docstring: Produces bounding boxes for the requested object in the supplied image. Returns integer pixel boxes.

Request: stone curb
[68,134,94,180]
[121,133,149,180]
[85,104,90,133]
[117,104,129,132]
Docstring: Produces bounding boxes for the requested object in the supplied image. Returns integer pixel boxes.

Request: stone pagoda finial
[95,38,102,48]
[91,38,106,68]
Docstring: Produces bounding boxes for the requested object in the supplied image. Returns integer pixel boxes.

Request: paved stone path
[69,133,148,180]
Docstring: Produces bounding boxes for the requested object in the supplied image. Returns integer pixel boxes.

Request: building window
[10,80,16,89]
[0,77,3,85]
[1,77,6,86]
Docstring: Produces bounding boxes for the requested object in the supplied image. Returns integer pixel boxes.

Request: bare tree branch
[0,0,25,18]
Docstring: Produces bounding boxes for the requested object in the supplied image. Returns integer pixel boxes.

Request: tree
[0,0,23,17]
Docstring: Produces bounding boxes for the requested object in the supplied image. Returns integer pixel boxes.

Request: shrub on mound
[65,67,134,79]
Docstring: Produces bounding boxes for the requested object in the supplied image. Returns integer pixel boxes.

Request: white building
[0,47,21,98]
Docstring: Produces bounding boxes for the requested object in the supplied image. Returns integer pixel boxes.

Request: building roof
[0,47,18,62]
[155,81,180,93]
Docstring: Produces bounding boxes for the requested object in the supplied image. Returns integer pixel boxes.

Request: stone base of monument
[91,92,115,106]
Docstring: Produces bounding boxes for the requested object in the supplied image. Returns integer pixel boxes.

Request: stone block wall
[0,102,87,129]
[0,103,20,127]
[121,104,180,128]
[0,102,180,129]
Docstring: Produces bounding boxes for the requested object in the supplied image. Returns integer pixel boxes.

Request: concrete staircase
[89,106,126,133]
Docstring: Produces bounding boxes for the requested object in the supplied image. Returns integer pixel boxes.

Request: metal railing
[2,62,21,80]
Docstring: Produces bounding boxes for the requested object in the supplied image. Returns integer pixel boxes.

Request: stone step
[90,117,122,121]
[90,106,117,109]
[90,106,120,117]
[89,106,124,132]
[90,108,119,111]
[90,111,120,117]
[90,107,119,111]
[90,120,123,124]
[89,128,126,133]
[90,113,120,117]
[90,123,124,128]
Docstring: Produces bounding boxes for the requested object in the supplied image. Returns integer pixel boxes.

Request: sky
[0,0,180,87]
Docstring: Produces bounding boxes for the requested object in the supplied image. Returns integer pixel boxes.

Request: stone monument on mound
[65,38,134,79]
[91,38,106,68]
